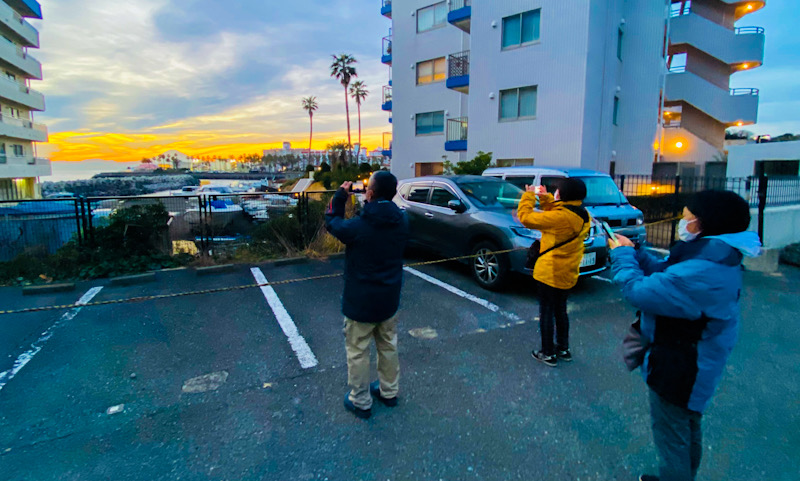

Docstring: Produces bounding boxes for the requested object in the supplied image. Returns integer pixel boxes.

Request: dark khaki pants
[344,315,399,410]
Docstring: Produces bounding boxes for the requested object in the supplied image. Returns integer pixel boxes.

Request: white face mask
[678,218,700,242]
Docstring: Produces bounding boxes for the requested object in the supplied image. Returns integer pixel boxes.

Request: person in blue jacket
[325,172,409,420]
[608,190,761,481]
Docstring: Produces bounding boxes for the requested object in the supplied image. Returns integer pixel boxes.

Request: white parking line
[251,267,318,369]
[0,286,104,393]
[403,267,523,322]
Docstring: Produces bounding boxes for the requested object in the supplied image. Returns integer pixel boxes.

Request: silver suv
[394,175,608,291]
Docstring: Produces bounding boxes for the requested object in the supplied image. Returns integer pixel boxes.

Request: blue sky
[26,0,800,162]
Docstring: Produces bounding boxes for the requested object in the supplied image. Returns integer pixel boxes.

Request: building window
[502,9,541,49]
[417,57,446,85]
[416,111,445,135]
[417,2,447,33]
[617,28,624,60]
[613,96,620,125]
[415,162,444,177]
[499,86,538,121]
[497,159,534,168]
[12,144,24,156]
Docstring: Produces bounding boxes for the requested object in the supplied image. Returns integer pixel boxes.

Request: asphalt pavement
[0,256,797,481]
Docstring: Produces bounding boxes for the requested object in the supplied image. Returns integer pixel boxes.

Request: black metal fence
[0,191,338,262]
[614,175,800,248]
[448,50,470,78]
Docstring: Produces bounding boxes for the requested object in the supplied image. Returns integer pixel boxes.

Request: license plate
[580,252,596,268]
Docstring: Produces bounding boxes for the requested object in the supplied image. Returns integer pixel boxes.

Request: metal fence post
[670,175,681,245]
[757,174,768,244]
[619,175,626,195]
[74,198,83,246]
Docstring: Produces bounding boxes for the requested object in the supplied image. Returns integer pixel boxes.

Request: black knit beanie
[685,190,751,237]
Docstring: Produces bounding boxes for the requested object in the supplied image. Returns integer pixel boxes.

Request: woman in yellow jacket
[517,178,590,367]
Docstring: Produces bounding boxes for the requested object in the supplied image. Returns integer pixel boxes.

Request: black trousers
[538,282,570,356]
[649,389,703,481]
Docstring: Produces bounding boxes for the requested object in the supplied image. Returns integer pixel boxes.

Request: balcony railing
[446,117,468,143]
[670,1,691,18]
[735,26,765,35]
[382,0,391,7]
[382,35,392,65]
[0,114,45,131]
[730,88,759,96]
[448,50,470,78]
[668,64,687,73]
[449,0,471,11]
[382,85,392,104]
[0,75,40,96]
[0,155,47,165]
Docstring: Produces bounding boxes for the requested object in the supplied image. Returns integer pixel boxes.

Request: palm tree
[301,96,319,168]
[349,81,369,158]
[330,54,358,163]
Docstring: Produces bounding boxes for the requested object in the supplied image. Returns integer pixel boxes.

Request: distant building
[727,140,800,178]
[0,0,48,200]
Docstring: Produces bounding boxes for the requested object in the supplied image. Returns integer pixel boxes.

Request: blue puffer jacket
[325,188,410,324]
[610,232,761,413]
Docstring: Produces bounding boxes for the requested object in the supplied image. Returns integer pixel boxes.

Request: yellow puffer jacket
[517,192,590,290]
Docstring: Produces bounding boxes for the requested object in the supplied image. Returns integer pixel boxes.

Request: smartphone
[602,222,618,244]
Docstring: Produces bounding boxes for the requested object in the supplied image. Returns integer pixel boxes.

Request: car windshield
[575,176,628,206]
[457,180,524,210]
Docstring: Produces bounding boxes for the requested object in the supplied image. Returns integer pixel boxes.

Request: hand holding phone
[603,222,620,248]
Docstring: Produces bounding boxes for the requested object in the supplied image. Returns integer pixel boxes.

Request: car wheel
[470,241,509,291]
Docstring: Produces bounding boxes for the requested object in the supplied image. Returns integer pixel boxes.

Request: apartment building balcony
[0,155,50,178]
[0,37,42,79]
[446,50,470,94]
[4,0,42,19]
[445,117,468,152]
[447,0,471,33]
[0,114,48,142]
[666,69,758,125]
[381,0,392,19]
[382,132,392,158]
[0,0,39,47]
[382,85,392,112]
[720,0,766,20]
[669,12,764,69]
[0,75,44,110]
[381,35,392,66]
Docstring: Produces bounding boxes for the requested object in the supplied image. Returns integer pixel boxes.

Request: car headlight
[511,227,542,239]
[636,217,644,225]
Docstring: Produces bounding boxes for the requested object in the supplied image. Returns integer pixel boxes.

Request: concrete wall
[467,0,592,169]
[727,140,800,177]
[750,204,800,250]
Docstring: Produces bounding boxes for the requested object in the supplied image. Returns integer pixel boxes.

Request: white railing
[0,74,41,96]
[0,114,47,132]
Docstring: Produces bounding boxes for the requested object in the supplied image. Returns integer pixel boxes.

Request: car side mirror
[448,200,467,213]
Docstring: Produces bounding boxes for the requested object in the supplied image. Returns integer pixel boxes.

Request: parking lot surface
[0,256,798,480]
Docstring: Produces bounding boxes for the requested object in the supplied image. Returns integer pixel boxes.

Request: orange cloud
[43,128,389,163]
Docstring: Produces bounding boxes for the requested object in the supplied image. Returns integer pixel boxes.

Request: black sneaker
[532,350,557,367]
[556,349,573,362]
[343,393,371,419]
[639,475,659,481]
[370,380,398,407]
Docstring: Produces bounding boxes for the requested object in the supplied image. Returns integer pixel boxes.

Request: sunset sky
[29,0,799,163]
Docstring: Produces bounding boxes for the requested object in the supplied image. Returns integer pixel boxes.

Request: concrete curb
[22,283,76,296]
[195,264,237,276]
[268,257,310,267]
[109,272,156,286]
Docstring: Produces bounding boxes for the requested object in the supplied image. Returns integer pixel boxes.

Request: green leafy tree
[444,151,493,175]
[330,54,358,160]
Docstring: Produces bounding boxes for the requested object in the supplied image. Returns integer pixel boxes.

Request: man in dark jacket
[325,172,409,420]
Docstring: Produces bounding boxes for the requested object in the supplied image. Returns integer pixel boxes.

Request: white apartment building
[0,0,47,200]
[380,0,764,180]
